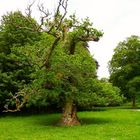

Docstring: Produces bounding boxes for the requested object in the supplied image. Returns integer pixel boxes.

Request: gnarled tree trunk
[59,97,80,126]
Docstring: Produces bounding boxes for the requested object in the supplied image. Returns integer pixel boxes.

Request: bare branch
[55,0,62,18]
[16,1,40,32]
[38,3,50,17]
[45,0,68,35]
[25,0,36,17]
[56,0,68,30]
[37,3,51,31]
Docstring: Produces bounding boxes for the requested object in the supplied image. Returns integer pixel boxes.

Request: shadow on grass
[80,117,112,125]
[35,115,61,126]
[36,116,112,126]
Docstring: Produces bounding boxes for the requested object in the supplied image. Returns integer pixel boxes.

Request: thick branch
[41,37,60,68]
[3,93,28,112]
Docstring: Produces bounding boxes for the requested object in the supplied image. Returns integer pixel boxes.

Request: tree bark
[58,97,80,126]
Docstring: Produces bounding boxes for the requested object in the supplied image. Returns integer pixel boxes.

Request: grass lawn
[0,108,140,140]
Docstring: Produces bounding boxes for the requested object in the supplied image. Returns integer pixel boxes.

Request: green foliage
[0,11,40,53]
[20,37,98,109]
[0,11,40,110]
[109,35,140,104]
[77,79,123,110]
[10,34,60,109]
[17,34,123,110]
[0,48,34,109]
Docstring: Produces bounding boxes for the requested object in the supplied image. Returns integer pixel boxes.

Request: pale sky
[1,0,140,78]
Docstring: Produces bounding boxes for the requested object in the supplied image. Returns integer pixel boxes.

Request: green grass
[0,109,140,140]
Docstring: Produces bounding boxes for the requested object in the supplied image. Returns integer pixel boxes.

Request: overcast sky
[1,0,140,78]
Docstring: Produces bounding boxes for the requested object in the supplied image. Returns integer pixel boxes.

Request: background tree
[0,11,40,53]
[126,76,140,107]
[77,78,123,110]
[109,35,140,107]
[0,11,40,111]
